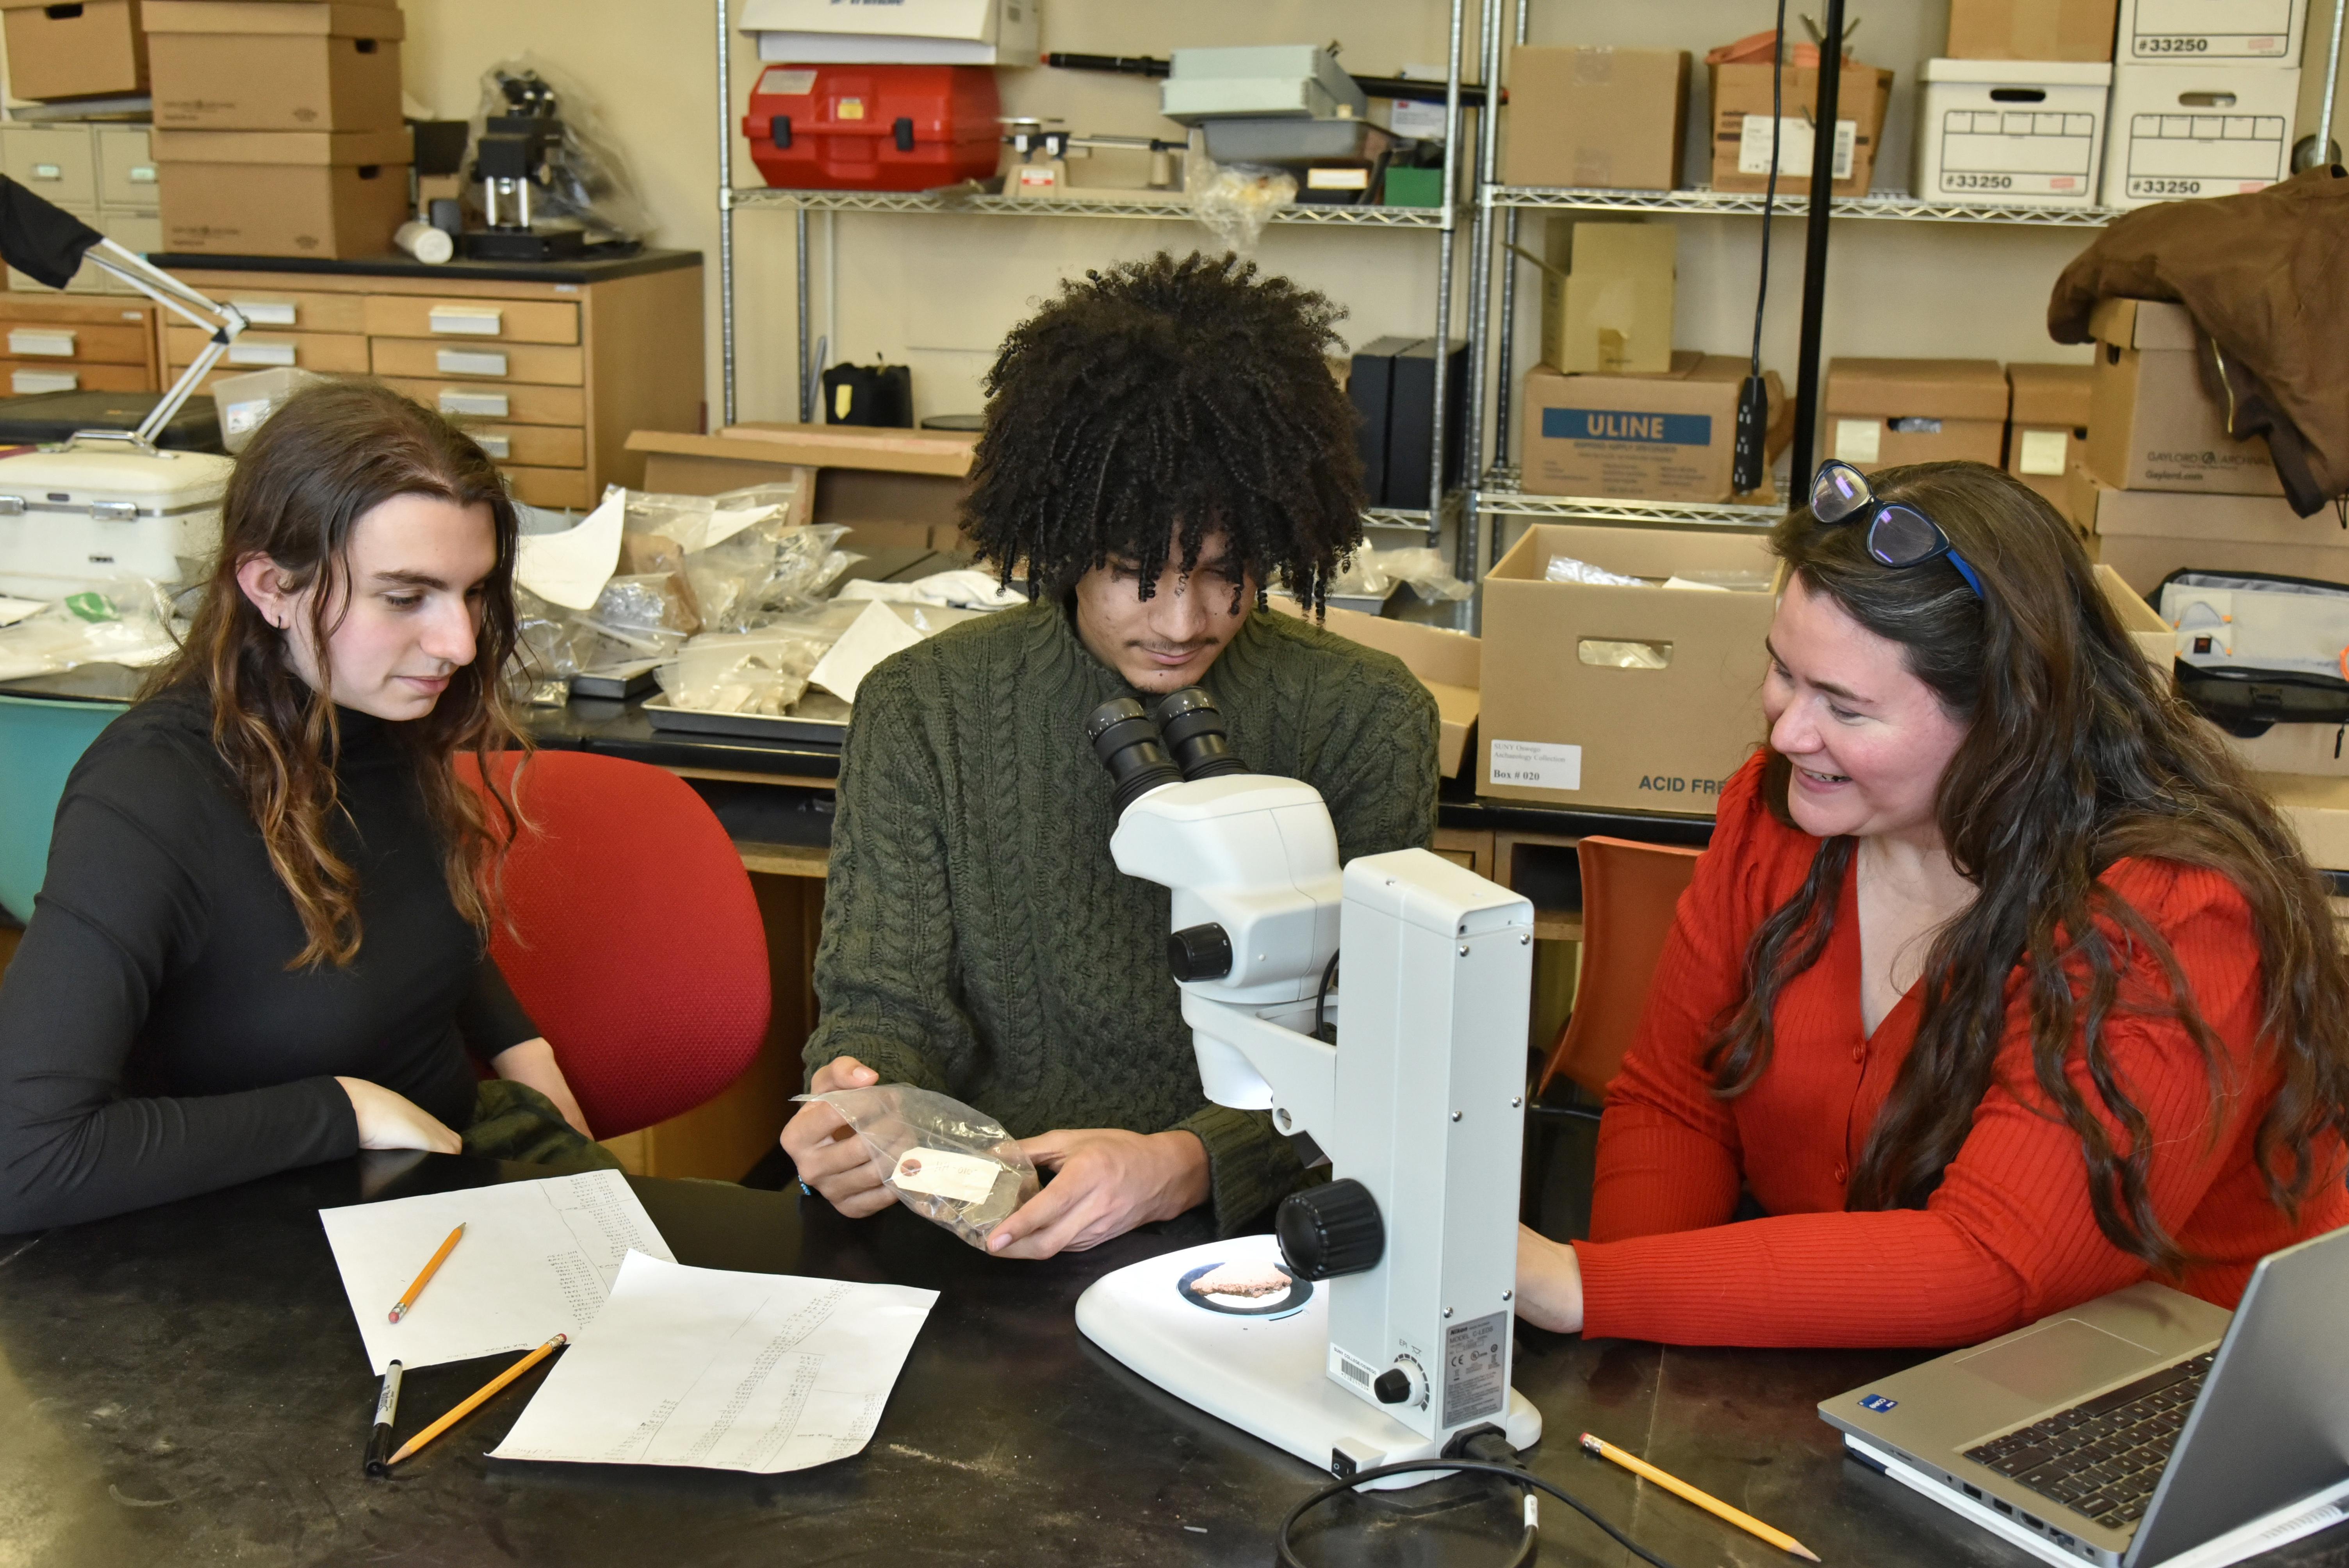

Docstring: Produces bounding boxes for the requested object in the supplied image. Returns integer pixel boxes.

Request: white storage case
[2101,63,2299,208]
[740,0,1036,66]
[0,445,232,599]
[2117,0,2306,63]
[1160,46,1369,124]
[1912,60,2113,206]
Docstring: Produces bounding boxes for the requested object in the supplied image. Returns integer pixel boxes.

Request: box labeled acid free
[1825,359,2009,471]
[1502,46,1689,190]
[2116,0,2305,62]
[1481,523,1777,813]
[2086,298,2281,495]
[2101,64,2298,208]
[1521,353,1783,503]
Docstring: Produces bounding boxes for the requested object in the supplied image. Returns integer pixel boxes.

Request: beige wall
[6,1,2345,456]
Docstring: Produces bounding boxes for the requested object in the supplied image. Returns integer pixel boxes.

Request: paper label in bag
[1738,115,1855,180]
[892,1150,1002,1204]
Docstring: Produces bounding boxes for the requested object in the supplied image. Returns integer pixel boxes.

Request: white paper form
[319,1170,675,1375]
[488,1252,937,1473]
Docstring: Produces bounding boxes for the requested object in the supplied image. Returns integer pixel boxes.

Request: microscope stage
[1075,1234,1542,1490]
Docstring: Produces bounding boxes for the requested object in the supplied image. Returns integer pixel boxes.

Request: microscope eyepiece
[1150,686,1248,781]
[1086,697,1184,815]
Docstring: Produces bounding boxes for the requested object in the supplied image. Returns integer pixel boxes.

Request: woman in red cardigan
[1515,459,2349,1347]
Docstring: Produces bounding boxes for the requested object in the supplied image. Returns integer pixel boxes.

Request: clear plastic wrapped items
[656,627,836,716]
[792,1085,1041,1251]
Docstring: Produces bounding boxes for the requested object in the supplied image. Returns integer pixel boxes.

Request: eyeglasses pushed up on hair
[1809,459,1984,601]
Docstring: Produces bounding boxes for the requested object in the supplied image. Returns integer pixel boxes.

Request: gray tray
[642,691,850,746]
[1202,118,1394,164]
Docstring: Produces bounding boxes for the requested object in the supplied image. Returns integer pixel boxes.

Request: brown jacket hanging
[2047,164,2349,517]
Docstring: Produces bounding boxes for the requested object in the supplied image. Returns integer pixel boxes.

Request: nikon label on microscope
[1442,1311,1509,1426]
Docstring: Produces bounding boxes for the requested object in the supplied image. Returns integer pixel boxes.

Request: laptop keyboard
[1962,1352,2215,1532]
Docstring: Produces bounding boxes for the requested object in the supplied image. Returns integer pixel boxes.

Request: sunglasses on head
[1809,460,1984,601]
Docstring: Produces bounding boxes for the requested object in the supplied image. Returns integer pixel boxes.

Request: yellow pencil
[388,1223,466,1324]
[385,1335,567,1467]
[1581,1432,1821,1562]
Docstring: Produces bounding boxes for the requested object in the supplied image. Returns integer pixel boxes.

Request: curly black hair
[962,251,1367,615]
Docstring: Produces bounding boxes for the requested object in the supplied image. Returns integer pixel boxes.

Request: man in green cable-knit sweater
[779,254,1440,1259]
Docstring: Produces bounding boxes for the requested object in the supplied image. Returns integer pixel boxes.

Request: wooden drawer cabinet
[0,295,162,391]
[168,255,702,507]
[7,321,151,364]
[362,296,579,344]
[370,337,584,385]
[2,360,151,394]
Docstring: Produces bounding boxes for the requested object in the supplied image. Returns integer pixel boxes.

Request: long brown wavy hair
[1708,461,2349,1272]
[147,380,525,968]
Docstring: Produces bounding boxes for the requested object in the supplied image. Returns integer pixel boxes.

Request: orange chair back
[1536,834,1704,1102]
[456,750,772,1139]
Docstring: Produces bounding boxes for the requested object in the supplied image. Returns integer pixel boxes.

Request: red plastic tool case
[742,64,1002,191]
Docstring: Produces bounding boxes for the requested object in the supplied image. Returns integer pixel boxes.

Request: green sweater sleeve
[801,661,980,1094]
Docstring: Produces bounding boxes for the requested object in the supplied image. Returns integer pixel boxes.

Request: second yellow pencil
[1581,1431,1821,1562]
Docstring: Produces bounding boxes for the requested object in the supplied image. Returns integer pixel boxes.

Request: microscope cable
[1274,1456,1684,1568]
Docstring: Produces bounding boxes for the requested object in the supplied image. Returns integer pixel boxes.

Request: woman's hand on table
[985,1128,1210,1260]
[337,1077,462,1155]
[779,1055,899,1218]
[489,1037,592,1138]
[1515,1223,1586,1334]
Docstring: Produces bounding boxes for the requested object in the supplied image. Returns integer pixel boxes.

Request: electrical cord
[1312,950,1340,1042]
[1275,1454,1686,1568]
[1749,0,1789,378]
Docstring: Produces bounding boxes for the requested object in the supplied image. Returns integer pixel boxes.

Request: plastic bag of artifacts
[611,484,850,635]
[0,580,182,681]
[652,622,843,716]
[1185,139,1298,257]
[1329,546,1473,604]
[1543,554,1775,593]
[791,1085,1042,1251]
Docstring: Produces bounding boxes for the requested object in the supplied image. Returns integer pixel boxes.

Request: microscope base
[1076,1234,1542,1491]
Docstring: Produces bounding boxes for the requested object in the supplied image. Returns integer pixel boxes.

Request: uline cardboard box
[1520,353,1785,504]
[1481,522,1777,813]
[1709,61,1894,196]
[1501,46,1690,190]
[2007,362,2095,520]
[1529,216,1675,375]
[2100,64,2299,209]
[2080,479,2349,595]
[1824,359,2009,470]
[147,1,404,132]
[1946,0,2121,59]
[2,0,145,100]
[2115,0,2306,62]
[2087,298,2281,495]
[156,127,410,258]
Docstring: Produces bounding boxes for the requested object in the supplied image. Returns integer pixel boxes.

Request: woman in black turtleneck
[0,381,589,1232]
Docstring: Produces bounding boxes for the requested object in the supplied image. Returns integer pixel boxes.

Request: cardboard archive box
[2100,64,2299,208]
[1481,523,1777,812]
[1271,595,1482,777]
[146,1,404,132]
[2256,774,2349,871]
[2,0,145,100]
[2115,0,2306,62]
[2086,298,2281,495]
[2092,561,2174,668]
[156,127,410,258]
[1521,353,1785,504]
[2007,362,2095,520]
[1824,359,2009,470]
[1912,60,2112,206]
[1709,61,1894,196]
[1946,0,2121,59]
[1531,216,1675,376]
[2082,481,2349,594]
[1501,46,1689,190]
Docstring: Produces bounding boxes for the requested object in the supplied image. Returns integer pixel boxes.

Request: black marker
[363,1361,403,1477]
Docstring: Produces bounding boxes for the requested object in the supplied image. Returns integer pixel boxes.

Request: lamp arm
[81,239,250,449]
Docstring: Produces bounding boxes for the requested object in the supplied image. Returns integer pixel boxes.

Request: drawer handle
[475,434,513,460]
[128,165,157,183]
[429,305,504,335]
[8,328,77,357]
[437,349,508,378]
[440,391,509,418]
[11,369,77,395]
[230,299,298,327]
[228,340,297,367]
[30,163,61,180]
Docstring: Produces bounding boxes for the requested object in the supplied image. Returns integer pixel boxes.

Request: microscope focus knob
[1372,1356,1426,1408]
[1276,1178,1383,1280]
[1167,923,1233,982]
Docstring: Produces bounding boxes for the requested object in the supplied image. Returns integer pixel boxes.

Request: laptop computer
[1820,1223,2349,1567]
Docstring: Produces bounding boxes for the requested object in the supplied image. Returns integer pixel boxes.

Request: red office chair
[1535,835,1704,1104]
[456,750,772,1139]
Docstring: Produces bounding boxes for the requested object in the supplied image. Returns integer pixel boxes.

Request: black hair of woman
[960,250,1369,616]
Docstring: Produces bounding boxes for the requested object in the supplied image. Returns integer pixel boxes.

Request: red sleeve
[1574,865,2275,1347]
[1585,756,1778,1243]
